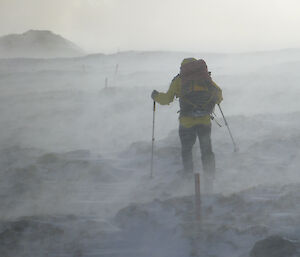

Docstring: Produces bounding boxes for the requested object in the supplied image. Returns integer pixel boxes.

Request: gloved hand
[151,90,159,100]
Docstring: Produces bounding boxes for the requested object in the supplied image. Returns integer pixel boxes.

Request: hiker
[151,58,222,190]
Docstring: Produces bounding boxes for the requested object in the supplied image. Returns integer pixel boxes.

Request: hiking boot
[176,169,193,179]
[203,173,214,194]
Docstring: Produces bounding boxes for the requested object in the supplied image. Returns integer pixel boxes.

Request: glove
[151,90,159,100]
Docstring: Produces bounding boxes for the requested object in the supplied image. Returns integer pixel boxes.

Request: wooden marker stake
[194,173,201,221]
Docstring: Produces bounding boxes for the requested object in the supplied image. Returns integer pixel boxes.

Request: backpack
[179,59,218,117]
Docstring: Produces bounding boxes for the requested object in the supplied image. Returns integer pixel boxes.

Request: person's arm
[152,76,180,105]
[212,80,223,104]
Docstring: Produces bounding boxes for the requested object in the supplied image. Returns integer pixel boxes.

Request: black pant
[179,124,215,176]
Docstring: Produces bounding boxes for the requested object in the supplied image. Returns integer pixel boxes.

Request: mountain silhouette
[0,30,84,58]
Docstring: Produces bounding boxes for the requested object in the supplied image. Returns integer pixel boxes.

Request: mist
[1,0,300,53]
[1,0,300,254]
[1,47,300,256]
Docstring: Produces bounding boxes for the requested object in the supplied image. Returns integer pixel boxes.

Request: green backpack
[179,59,218,117]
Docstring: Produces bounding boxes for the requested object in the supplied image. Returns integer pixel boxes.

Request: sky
[0,0,300,54]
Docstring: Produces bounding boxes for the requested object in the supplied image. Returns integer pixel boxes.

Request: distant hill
[0,30,84,59]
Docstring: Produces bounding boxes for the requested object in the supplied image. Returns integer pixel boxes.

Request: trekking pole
[218,104,238,152]
[150,101,156,178]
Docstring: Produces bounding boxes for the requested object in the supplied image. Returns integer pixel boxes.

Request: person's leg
[197,124,215,193]
[197,124,215,176]
[179,125,197,174]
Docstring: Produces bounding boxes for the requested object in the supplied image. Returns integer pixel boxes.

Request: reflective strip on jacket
[153,75,223,128]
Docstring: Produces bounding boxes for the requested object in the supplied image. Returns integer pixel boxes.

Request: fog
[1,50,300,152]
[1,49,300,256]
[1,0,300,53]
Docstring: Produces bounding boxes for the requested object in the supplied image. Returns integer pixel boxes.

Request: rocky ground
[1,116,300,257]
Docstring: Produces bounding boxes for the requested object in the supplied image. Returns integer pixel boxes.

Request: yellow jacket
[153,75,223,128]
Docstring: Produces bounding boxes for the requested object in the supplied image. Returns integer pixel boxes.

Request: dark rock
[250,235,297,257]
